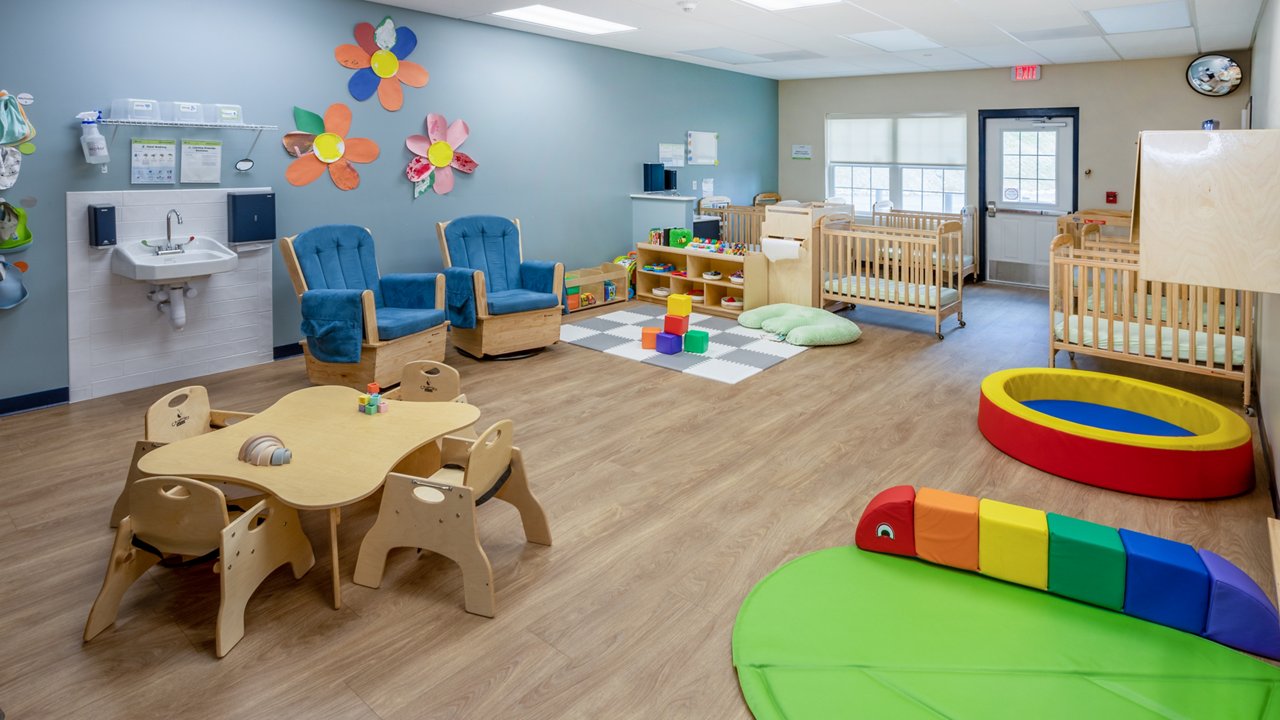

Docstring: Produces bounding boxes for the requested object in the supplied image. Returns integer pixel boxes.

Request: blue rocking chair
[436,216,563,358]
[281,224,447,388]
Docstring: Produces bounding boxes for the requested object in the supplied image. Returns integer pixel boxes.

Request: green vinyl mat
[732,547,1280,719]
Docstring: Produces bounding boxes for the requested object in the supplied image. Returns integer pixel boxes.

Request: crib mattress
[1053,313,1246,367]
[881,248,974,269]
[1079,292,1243,331]
[824,276,960,308]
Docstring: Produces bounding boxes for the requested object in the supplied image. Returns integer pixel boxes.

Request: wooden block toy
[1198,548,1280,659]
[854,485,915,558]
[978,498,1048,589]
[1047,513,1125,611]
[1119,529,1210,634]
[914,487,979,571]
[656,332,682,355]
[667,293,693,317]
[664,314,689,335]
[641,326,660,349]
[684,329,710,354]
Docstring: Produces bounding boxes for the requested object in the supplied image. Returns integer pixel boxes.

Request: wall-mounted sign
[791,144,812,160]
[1012,65,1041,82]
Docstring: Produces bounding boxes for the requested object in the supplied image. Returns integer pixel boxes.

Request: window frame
[824,113,969,217]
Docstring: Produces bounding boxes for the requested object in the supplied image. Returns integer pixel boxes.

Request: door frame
[976,107,1080,282]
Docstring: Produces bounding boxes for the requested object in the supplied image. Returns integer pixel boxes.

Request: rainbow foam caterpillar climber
[855,485,1280,660]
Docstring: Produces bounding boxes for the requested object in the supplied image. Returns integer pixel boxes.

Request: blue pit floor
[1023,400,1194,437]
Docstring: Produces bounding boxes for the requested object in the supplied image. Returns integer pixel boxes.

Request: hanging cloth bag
[0,92,35,146]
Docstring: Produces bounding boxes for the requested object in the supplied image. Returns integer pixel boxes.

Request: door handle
[986,201,997,218]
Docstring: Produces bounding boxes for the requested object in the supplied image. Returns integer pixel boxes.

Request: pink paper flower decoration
[405,113,477,198]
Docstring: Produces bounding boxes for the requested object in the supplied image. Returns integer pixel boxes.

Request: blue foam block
[1119,529,1210,634]
[656,331,682,355]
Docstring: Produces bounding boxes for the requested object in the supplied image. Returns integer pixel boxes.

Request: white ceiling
[378,0,1264,80]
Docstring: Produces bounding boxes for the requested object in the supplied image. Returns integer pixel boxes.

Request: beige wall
[778,54,1251,211]
[1253,0,1278,485]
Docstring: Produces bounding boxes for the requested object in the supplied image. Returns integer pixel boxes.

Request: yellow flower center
[312,133,346,164]
[370,50,400,79]
[427,141,455,168]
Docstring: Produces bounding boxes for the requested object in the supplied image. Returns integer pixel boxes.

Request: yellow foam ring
[981,368,1250,451]
[370,49,400,79]
[312,133,345,164]
[427,141,454,168]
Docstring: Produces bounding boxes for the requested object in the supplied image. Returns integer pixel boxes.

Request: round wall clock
[1186,54,1243,97]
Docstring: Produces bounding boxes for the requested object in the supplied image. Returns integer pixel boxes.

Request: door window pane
[1001,130,1058,206]
[1037,156,1056,180]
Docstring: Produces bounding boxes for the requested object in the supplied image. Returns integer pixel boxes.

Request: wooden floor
[0,284,1273,719]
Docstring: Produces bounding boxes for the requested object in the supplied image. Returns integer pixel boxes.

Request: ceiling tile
[1023,36,1122,62]
[957,44,1050,66]
[843,29,941,51]
[894,47,988,68]
[1087,0,1191,34]
[1106,26,1198,58]
[1196,24,1255,51]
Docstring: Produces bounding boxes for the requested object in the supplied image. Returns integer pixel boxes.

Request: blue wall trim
[0,387,69,416]
[273,343,303,360]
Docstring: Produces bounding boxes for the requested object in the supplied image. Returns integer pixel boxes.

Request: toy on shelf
[642,262,676,273]
[613,252,637,299]
[721,296,743,310]
[688,240,748,256]
[652,287,671,298]
[730,270,744,285]
[979,368,1253,499]
[671,270,687,277]
[689,288,705,304]
[580,291,596,307]
[702,270,722,280]
[564,262,628,313]
[856,485,1280,660]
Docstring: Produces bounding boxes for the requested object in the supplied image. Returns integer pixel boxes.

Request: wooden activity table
[137,384,480,609]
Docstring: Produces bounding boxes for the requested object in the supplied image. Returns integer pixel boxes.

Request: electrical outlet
[691,180,697,191]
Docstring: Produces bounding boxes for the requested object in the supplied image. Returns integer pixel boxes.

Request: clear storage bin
[161,101,204,123]
[110,98,161,122]
[206,104,243,125]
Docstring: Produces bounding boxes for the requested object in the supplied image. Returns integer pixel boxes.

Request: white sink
[111,236,239,283]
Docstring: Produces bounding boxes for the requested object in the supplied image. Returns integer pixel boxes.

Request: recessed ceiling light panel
[492,5,636,35]
[841,29,940,52]
[736,0,843,10]
[678,47,773,64]
[1087,0,1190,34]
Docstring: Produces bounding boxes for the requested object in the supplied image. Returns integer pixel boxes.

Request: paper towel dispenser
[227,191,276,244]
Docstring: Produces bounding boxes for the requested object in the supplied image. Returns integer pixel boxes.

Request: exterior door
[984,117,1075,286]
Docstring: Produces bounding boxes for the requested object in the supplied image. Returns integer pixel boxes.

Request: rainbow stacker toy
[856,485,1280,660]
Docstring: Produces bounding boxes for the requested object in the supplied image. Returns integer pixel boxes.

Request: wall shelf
[99,119,277,145]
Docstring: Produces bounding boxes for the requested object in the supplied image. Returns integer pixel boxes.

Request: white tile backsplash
[66,187,274,402]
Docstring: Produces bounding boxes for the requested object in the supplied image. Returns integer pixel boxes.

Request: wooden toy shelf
[564,262,627,313]
[634,242,765,317]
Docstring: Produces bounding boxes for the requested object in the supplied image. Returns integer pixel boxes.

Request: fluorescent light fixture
[492,5,635,35]
[736,0,843,10]
[1087,1,1189,34]
[678,47,773,64]
[842,29,940,52]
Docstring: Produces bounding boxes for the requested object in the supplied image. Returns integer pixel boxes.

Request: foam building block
[978,499,1048,589]
[1197,549,1280,658]
[667,293,692,317]
[1119,529,1210,634]
[641,326,660,350]
[656,331,682,355]
[684,329,710,354]
[1047,513,1126,611]
[914,487,979,571]
[664,314,689,335]
[854,485,915,558]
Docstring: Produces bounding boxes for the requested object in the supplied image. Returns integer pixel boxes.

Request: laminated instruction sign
[131,139,176,184]
[181,139,222,184]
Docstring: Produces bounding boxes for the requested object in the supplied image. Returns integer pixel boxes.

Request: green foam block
[1047,512,1126,611]
[684,329,709,353]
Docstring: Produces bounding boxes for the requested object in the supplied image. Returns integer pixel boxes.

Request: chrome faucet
[165,209,184,252]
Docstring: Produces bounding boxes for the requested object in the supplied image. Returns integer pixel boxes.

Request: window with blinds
[826,115,967,214]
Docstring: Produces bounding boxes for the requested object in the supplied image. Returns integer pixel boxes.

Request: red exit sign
[1012,64,1041,81]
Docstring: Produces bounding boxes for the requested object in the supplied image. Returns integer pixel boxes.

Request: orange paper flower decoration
[334,17,428,112]
[282,104,380,191]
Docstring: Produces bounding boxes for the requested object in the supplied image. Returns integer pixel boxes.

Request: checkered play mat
[558,304,807,384]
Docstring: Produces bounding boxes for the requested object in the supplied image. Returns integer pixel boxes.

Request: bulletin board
[687,130,718,166]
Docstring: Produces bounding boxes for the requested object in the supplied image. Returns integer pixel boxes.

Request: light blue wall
[0,0,778,400]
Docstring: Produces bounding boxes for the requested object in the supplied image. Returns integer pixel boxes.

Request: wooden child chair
[111,386,257,527]
[85,476,315,657]
[397,360,466,404]
[353,420,551,617]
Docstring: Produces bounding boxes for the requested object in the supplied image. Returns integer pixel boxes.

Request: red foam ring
[978,392,1253,500]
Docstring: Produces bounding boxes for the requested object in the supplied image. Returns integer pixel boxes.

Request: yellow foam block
[978,498,1048,589]
[667,293,692,317]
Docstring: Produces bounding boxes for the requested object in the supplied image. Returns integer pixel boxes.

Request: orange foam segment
[914,487,980,571]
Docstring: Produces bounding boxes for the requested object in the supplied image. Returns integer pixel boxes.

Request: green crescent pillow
[738,303,861,346]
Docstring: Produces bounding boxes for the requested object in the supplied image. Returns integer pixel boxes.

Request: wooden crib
[699,204,766,250]
[1048,234,1253,407]
[818,215,966,339]
[871,208,977,279]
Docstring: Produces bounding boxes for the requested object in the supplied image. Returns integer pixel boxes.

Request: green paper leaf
[413,175,432,199]
[293,107,325,135]
[17,142,35,155]
[374,17,396,51]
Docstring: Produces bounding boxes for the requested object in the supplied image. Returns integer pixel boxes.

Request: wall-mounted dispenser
[643,162,665,192]
[227,191,276,244]
[88,204,116,247]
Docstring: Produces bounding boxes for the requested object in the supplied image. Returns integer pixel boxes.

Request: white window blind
[828,115,965,165]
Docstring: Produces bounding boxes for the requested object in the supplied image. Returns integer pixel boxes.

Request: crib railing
[700,205,766,252]
[1048,235,1253,406]
[872,208,976,277]
[818,215,964,337]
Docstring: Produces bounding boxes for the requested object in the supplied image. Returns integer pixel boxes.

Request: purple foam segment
[656,331,683,355]
[1198,549,1280,659]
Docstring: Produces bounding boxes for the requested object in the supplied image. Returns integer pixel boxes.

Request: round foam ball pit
[978,368,1253,499]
